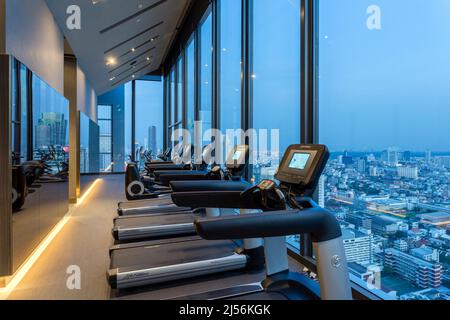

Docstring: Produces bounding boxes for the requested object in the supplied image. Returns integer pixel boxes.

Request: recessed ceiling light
[106,57,117,66]
[131,48,136,52]
[150,38,155,42]
[109,77,116,81]
[132,75,135,78]
[146,57,150,61]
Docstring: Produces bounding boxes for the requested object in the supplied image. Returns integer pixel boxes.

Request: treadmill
[116,145,249,217]
[124,144,195,201]
[120,144,213,208]
[107,144,344,296]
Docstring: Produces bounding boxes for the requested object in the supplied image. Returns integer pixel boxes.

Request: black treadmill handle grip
[194,208,342,243]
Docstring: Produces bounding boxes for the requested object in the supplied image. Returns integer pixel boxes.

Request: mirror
[80,111,100,194]
[11,58,69,272]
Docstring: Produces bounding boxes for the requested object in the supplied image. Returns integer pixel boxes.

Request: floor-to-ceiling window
[251,0,301,183]
[124,82,132,163]
[19,64,28,161]
[98,104,113,172]
[168,68,176,146]
[219,0,242,145]
[186,38,196,141]
[316,0,450,300]
[135,80,164,157]
[199,12,213,144]
[176,57,184,125]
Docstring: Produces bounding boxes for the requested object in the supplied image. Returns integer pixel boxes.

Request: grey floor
[8,175,122,300]
[7,174,305,300]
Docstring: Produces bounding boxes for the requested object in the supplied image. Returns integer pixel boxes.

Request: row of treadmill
[107,144,353,300]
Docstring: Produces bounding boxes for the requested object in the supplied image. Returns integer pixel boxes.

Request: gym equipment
[107,145,339,295]
[12,165,28,212]
[118,145,249,216]
[113,181,251,242]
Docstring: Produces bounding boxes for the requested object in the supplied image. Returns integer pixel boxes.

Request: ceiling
[46,0,192,95]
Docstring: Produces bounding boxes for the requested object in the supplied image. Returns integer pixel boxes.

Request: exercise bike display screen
[288,153,311,170]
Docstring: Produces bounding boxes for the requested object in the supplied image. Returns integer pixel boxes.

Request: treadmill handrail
[194,206,342,243]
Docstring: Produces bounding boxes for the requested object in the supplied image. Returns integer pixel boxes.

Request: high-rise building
[342,151,353,166]
[318,175,325,207]
[384,248,443,289]
[369,166,379,177]
[357,158,366,173]
[425,150,432,163]
[147,126,157,154]
[397,166,419,179]
[342,227,372,264]
[387,147,399,166]
[35,112,68,148]
[393,239,409,252]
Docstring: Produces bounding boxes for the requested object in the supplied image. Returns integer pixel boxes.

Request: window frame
[160,0,390,300]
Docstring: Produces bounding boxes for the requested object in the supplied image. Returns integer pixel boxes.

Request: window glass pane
[20,64,28,161]
[186,38,196,139]
[97,104,112,172]
[318,0,450,300]
[170,68,175,126]
[32,74,69,175]
[11,61,16,155]
[177,57,184,123]
[124,82,132,166]
[200,12,213,142]
[251,0,301,184]
[80,112,100,174]
[220,0,241,133]
[135,80,164,156]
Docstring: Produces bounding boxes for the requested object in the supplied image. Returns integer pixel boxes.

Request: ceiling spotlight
[131,48,136,52]
[106,57,117,66]
[132,75,135,78]
[109,77,116,81]
[150,38,155,42]
[146,57,150,61]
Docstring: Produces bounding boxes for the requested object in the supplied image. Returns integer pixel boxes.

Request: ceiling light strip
[100,0,167,34]
[108,47,156,73]
[119,35,160,58]
[103,21,163,54]
[111,62,154,86]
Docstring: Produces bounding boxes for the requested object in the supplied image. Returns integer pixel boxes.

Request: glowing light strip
[76,179,102,206]
[0,178,102,299]
[0,213,71,299]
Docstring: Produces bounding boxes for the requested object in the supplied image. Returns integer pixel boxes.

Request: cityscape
[254,148,450,300]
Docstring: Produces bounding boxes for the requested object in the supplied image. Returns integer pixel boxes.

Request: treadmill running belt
[119,197,173,209]
[111,239,238,270]
[115,213,197,229]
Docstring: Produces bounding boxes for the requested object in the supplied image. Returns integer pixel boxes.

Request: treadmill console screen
[275,144,329,189]
[232,151,242,161]
[226,145,249,171]
[288,153,310,170]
